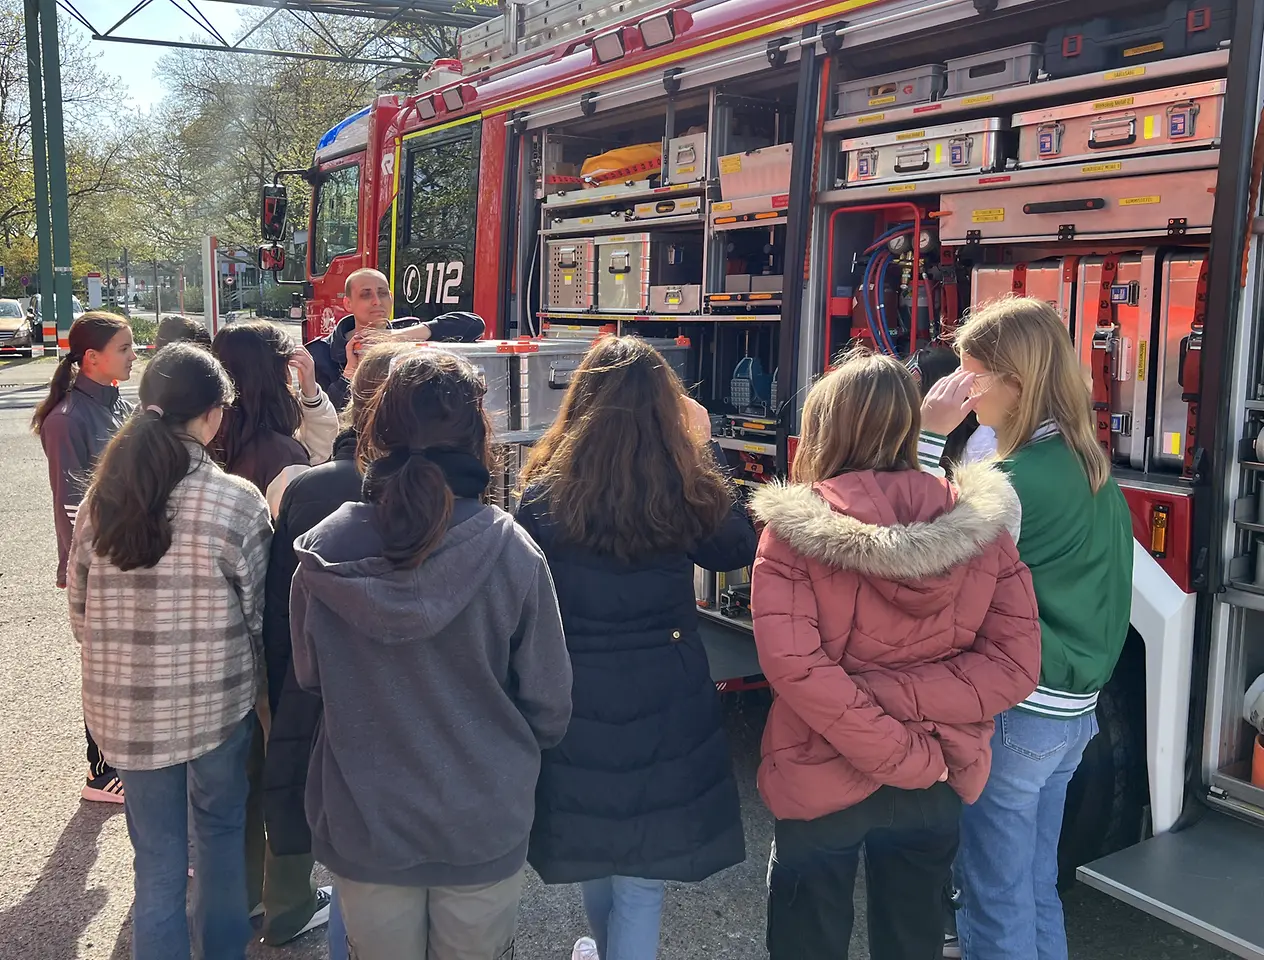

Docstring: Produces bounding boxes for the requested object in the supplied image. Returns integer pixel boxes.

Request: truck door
[309,153,365,336]
[392,118,481,323]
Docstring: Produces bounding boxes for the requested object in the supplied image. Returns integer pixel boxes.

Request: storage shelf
[542,180,704,211]
[1244,400,1264,411]
[1234,520,1264,534]
[542,212,705,237]
[823,48,1230,135]
[696,604,754,634]
[711,214,788,232]
[817,148,1220,206]
[1241,462,1264,472]
[714,436,776,456]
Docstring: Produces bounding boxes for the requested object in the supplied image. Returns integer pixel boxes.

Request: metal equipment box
[1152,253,1205,471]
[663,134,707,185]
[1043,1,1234,79]
[544,238,595,312]
[594,233,702,313]
[717,144,792,201]
[420,340,519,437]
[841,118,1009,186]
[1013,79,1225,166]
[1074,251,1160,468]
[945,43,1043,97]
[649,283,702,314]
[632,196,702,220]
[971,259,1078,337]
[938,169,1217,243]
[836,63,947,117]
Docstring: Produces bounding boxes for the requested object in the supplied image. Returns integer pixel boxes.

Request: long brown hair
[211,321,302,466]
[358,351,493,568]
[88,344,235,569]
[793,348,921,484]
[30,312,131,434]
[518,335,733,561]
[343,342,414,435]
[956,296,1110,492]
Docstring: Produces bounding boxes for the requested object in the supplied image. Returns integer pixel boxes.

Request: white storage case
[840,118,1009,186]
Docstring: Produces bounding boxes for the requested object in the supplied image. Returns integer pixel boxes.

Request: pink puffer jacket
[749,461,1040,822]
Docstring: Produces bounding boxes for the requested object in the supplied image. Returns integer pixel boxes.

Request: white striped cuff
[1016,685,1100,718]
[918,432,947,472]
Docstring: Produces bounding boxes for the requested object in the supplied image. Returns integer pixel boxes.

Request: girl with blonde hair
[919,297,1133,960]
[750,348,1040,959]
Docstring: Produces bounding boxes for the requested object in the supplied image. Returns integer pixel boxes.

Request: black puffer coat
[514,483,755,884]
[261,430,362,856]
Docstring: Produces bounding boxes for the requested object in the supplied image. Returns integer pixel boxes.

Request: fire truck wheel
[1056,630,1148,890]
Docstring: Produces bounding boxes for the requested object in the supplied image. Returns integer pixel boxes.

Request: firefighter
[304,267,485,410]
[31,312,136,804]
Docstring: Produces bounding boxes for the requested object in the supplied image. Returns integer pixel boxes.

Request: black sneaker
[82,772,124,804]
[261,887,332,946]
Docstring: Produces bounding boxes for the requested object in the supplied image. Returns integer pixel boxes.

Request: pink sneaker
[571,937,600,960]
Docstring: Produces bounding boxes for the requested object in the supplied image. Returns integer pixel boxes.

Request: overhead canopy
[56,0,501,69]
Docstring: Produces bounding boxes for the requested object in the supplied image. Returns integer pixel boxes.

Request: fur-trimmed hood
[750,461,1020,583]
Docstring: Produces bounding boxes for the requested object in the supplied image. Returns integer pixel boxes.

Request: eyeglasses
[968,372,1000,398]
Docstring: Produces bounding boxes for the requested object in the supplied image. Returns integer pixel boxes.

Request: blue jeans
[580,876,666,960]
[116,713,255,960]
[956,709,1098,960]
[328,884,348,960]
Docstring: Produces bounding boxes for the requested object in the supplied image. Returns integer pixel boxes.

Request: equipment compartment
[937,168,1217,243]
[971,259,1078,337]
[840,118,1010,186]
[1043,0,1234,78]
[945,43,1043,97]
[1013,79,1226,166]
[663,133,707,185]
[717,144,792,201]
[593,233,703,313]
[1153,253,1206,471]
[836,63,947,117]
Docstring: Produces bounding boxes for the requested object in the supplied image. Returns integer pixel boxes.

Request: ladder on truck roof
[458,0,676,72]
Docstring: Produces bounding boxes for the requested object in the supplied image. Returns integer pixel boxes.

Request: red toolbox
[1044,1,1233,79]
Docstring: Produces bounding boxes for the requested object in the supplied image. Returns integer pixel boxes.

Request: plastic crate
[836,64,946,117]
[945,43,1043,97]
[1044,0,1232,78]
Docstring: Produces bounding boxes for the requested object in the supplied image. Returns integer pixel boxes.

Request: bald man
[304,268,485,409]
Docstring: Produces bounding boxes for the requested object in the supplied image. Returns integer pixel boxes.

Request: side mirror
[261,183,289,242]
[258,244,287,274]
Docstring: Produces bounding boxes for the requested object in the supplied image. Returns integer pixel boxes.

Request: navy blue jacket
[514,480,755,884]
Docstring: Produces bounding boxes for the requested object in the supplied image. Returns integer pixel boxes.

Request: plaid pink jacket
[67,446,272,771]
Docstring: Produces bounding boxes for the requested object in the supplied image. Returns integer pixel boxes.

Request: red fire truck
[263,0,1264,950]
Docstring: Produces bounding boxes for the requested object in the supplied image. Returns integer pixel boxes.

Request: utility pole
[178,265,185,315]
[22,0,54,343]
[154,256,161,321]
[121,247,130,317]
[37,0,73,344]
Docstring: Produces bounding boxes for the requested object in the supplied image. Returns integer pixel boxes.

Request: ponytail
[88,411,192,569]
[87,343,235,570]
[30,354,79,434]
[30,311,131,435]
[357,352,492,569]
[362,448,453,568]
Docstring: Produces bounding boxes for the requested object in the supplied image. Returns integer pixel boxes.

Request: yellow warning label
[613,275,625,284]
[887,183,917,194]
[741,443,766,453]
[971,208,1005,223]
[869,94,898,106]
[1165,432,1182,456]
[578,217,595,224]
[1082,162,1123,175]
[563,274,573,285]
[934,143,943,164]
[856,113,886,125]
[718,155,742,174]
[961,93,995,106]
[1123,41,1164,58]
[1104,66,1146,81]
[712,201,733,212]
[676,165,695,174]
[895,129,926,142]
[1093,96,1136,111]
[1136,340,1148,380]
[1143,115,1155,140]
[1119,195,1161,206]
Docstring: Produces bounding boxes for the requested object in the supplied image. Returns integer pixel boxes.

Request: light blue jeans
[328,884,348,960]
[580,876,667,960]
[116,713,256,960]
[956,708,1098,960]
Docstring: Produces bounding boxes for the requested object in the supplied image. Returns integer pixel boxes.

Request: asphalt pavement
[0,354,1236,960]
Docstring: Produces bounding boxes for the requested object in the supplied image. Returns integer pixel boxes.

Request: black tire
[1056,631,1148,889]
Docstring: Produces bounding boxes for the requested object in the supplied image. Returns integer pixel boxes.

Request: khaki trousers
[334,867,525,960]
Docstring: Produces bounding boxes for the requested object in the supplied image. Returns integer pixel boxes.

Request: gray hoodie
[291,498,572,888]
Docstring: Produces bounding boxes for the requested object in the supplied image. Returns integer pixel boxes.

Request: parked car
[0,299,34,356]
[24,294,86,344]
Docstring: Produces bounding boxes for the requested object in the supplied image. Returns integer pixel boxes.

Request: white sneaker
[572,936,600,960]
[943,932,962,958]
[263,886,333,945]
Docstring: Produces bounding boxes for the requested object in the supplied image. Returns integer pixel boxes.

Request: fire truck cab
[268,0,1264,951]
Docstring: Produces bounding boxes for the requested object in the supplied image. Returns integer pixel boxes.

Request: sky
[63,0,245,109]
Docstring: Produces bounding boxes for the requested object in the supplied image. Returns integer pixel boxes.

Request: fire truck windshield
[312,163,360,275]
